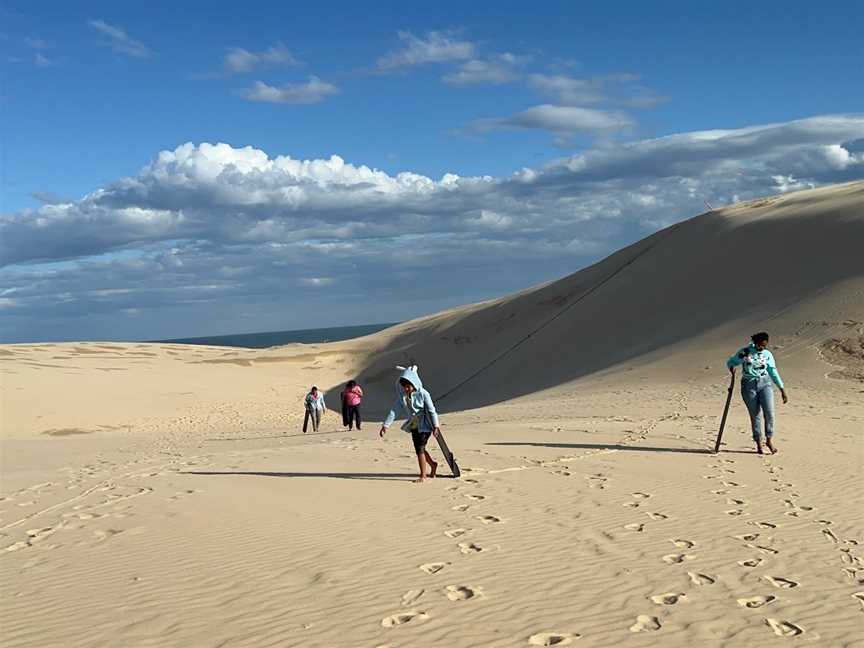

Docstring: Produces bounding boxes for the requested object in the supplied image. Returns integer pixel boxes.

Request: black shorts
[412,431,431,455]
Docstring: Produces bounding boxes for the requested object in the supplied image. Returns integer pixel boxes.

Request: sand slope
[1,181,862,647]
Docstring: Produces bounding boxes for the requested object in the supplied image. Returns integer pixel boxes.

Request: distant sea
[155,322,397,349]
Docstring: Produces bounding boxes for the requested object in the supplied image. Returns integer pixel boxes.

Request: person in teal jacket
[726,332,789,454]
[379,365,441,482]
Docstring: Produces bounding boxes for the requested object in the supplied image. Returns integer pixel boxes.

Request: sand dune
[1,181,862,647]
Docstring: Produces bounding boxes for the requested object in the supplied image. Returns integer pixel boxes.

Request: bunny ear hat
[394,365,423,392]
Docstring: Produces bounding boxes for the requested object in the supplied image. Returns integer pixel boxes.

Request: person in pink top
[341,380,363,431]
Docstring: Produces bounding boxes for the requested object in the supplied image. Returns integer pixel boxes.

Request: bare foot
[429,461,438,479]
[413,477,427,483]
[756,443,763,455]
[766,439,777,454]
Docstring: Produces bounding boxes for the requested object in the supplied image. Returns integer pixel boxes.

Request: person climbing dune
[379,365,441,483]
[726,332,789,454]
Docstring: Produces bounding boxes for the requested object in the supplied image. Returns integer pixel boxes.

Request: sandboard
[434,430,461,478]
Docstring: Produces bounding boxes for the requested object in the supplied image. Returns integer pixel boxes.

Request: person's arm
[356,386,363,397]
[727,347,747,372]
[320,394,327,412]
[423,391,440,431]
[766,352,788,402]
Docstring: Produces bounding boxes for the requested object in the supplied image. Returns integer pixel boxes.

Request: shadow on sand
[486,441,713,455]
[182,470,453,481]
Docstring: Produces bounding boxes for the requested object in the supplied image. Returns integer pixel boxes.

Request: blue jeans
[741,376,775,442]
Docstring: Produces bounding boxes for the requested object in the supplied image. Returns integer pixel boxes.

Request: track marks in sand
[419,562,449,574]
[380,610,429,628]
[687,572,716,586]
[629,615,661,632]
[670,538,695,549]
[528,632,579,646]
[444,528,470,538]
[476,515,501,525]
[765,618,805,637]
[400,589,424,606]
[737,558,764,568]
[444,585,482,601]
[763,575,799,589]
[458,542,484,554]
[737,595,776,608]
[623,523,644,532]
[661,553,696,564]
[650,592,687,605]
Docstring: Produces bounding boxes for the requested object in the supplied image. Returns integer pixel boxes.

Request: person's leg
[423,450,438,478]
[741,380,763,452]
[355,406,362,430]
[760,382,777,453]
[313,409,320,432]
[342,401,349,428]
[303,409,310,433]
[412,432,431,482]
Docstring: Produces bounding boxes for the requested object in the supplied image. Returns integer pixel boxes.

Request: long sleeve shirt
[727,343,784,389]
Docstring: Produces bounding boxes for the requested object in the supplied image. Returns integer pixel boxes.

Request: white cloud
[528,74,605,105]
[223,43,298,74]
[476,104,635,137]
[34,53,56,67]
[88,19,152,58]
[24,36,49,49]
[2,115,863,341]
[377,30,475,71]
[443,53,527,85]
[241,77,339,104]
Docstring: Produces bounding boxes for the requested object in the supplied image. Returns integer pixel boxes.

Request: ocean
[155,322,397,349]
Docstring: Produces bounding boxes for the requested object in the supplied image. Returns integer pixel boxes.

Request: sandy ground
[1,182,863,647]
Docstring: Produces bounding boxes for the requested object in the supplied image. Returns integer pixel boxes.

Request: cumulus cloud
[223,43,298,74]
[443,53,527,85]
[88,19,152,58]
[2,115,863,341]
[377,30,475,71]
[241,77,339,104]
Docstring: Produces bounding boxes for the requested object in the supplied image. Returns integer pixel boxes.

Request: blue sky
[2,1,863,342]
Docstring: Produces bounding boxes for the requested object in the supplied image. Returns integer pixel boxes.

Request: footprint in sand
[687,572,716,586]
[747,544,779,555]
[662,553,696,564]
[464,494,486,501]
[419,562,449,574]
[650,592,686,605]
[629,615,661,632]
[458,542,484,554]
[749,521,778,529]
[710,489,729,495]
[461,478,479,484]
[721,481,741,487]
[381,610,429,628]
[725,509,745,517]
[738,558,763,568]
[765,618,804,637]
[445,585,481,601]
[852,592,864,611]
[631,492,651,499]
[528,632,579,646]
[477,515,502,524]
[821,529,839,543]
[734,533,760,542]
[624,523,645,532]
[670,539,695,549]
[400,589,425,606]
[646,512,669,520]
[726,498,747,506]
[763,576,798,589]
[452,504,470,512]
[737,595,776,608]
[444,528,469,538]
[622,502,640,508]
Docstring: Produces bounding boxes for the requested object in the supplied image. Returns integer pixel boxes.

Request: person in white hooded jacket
[379,365,441,483]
